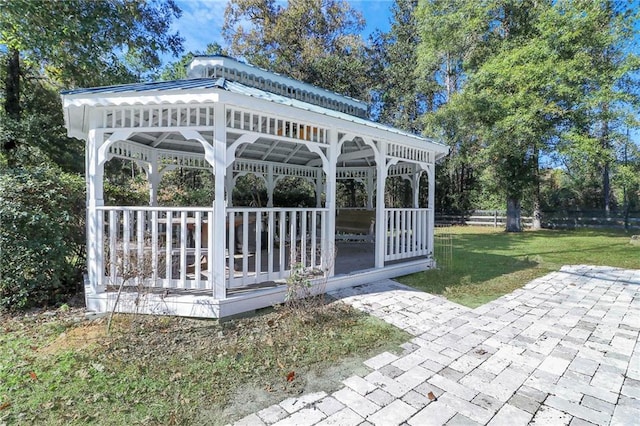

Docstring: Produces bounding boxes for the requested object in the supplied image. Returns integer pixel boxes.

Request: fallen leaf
[427,391,437,401]
[475,349,487,356]
[0,401,10,410]
[286,371,295,382]
[29,371,38,381]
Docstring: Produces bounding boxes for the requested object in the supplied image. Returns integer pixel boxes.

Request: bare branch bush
[282,240,335,319]
[104,236,162,334]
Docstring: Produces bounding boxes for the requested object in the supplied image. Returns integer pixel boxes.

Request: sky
[170,0,394,58]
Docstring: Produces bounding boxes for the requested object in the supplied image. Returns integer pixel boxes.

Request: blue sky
[171,0,394,56]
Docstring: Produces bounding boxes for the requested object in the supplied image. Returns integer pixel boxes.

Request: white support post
[148,149,160,207]
[413,164,423,209]
[367,167,375,210]
[226,166,234,207]
[374,141,387,268]
[324,129,338,277]
[212,105,227,299]
[267,163,274,208]
[315,170,323,208]
[86,129,105,293]
[427,164,435,256]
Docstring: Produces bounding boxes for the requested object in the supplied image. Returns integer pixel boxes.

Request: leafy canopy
[0,0,184,87]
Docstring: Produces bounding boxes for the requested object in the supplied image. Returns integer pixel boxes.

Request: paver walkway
[235,265,640,426]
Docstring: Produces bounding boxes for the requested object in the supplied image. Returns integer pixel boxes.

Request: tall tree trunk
[601,104,611,215]
[603,161,611,215]
[506,197,522,232]
[532,146,541,230]
[3,48,21,160]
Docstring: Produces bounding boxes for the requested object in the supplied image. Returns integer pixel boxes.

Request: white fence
[436,210,533,228]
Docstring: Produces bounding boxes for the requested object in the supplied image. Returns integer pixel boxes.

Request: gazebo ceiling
[125,130,377,168]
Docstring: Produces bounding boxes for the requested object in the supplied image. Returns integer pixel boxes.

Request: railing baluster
[311,211,317,269]
[290,211,297,266]
[109,210,117,283]
[208,211,214,294]
[242,211,249,281]
[268,210,274,279]
[255,213,262,283]
[123,210,131,274]
[165,211,172,287]
[279,210,286,278]
[195,211,202,289]
[179,212,187,286]
[300,212,307,268]
[137,210,144,281]
[151,210,158,285]
[228,211,235,288]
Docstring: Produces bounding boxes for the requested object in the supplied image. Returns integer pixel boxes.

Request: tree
[551,0,640,214]
[222,0,373,100]
[371,0,434,133]
[416,0,639,230]
[0,0,184,163]
[415,0,489,215]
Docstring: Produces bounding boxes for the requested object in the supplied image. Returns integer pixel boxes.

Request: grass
[398,226,640,308]
[0,302,409,425]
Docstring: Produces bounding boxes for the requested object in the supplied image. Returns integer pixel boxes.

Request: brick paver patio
[235,265,640,426]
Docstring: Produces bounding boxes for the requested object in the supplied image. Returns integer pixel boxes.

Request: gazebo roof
[63,77,445,151]
[61,56,448,167]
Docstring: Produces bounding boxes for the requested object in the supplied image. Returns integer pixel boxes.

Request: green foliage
[158,169,214,207]
[273,177,316,207]
[413,0,639,225]
[370,0,427,132]
[0,72,84,173]
[0,166,85,310]
[233,174,268,207]
[0,0,184,87]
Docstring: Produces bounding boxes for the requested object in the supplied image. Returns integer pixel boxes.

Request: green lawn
[398,226,640,308]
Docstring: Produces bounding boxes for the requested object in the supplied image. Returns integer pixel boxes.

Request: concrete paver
[234,265,640,425]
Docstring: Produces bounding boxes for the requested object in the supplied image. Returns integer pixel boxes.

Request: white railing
[226,208,328,288]
[95,206,328,294]
[384,208,431,261]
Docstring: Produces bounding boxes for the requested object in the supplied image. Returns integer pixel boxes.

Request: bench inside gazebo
[61,55,449,318]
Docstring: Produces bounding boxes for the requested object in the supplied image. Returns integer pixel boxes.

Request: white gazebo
[61,55,449,318]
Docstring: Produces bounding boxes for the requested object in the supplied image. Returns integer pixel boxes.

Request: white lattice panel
[336,167,373,179]
[108,140,153,162]
[158,151,210,170]
[272,163,320,179]
[233,159,269,175]
[388,163,416,178]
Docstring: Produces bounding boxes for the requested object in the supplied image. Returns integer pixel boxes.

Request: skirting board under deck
[84,258,436,319]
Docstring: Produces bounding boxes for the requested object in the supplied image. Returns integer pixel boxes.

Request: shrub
[0,166,85,310]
